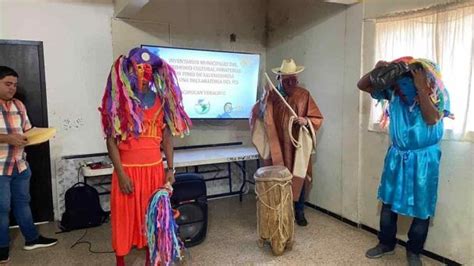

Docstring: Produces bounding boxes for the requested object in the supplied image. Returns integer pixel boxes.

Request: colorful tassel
[146,188,184,266]
[154,61,192,137]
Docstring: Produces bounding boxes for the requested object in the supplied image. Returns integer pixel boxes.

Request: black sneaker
[0,247,9,264]
[365,243,395,258]
[24,235,58,251]
[407,251,423,266]
[295,211,308,226]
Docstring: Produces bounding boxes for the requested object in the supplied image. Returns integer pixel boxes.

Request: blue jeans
[0,166,39,248]
[294,187,306,214]
[378,203,430,254]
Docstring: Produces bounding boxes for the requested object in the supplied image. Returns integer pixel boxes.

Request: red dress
[111,97,166,256]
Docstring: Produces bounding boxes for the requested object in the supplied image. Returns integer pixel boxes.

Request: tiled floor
[5,195,442,265]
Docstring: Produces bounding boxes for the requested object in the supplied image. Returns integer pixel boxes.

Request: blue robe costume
[371,75,450,219]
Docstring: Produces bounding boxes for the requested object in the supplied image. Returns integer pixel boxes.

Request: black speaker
[171,173,208,247]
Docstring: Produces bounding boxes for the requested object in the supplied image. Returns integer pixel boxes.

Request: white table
[82,145,260,200]
[174,146,258,166]
[173,146,259,200]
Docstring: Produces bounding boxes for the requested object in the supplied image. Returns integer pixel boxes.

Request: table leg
[227,163,232,193]
[238,161,247,202]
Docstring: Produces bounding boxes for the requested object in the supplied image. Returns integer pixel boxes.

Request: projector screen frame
[141,44,261,121]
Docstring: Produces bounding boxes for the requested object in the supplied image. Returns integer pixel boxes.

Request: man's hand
[411,69,430,92]
[411,68,441,125]
[263,83,272,92]
[164,181,173,191]
[294,117,308,126]
[7,134,27,147]
[118,173,133,194]
[166,169,175,185]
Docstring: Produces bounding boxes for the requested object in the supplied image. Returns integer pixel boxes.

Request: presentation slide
[143,45,260,119]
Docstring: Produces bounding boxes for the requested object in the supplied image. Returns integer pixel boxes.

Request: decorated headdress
[99,47,191,140]
[377,56,453,128]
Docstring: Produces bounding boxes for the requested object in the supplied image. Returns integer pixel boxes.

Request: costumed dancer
[358,57,453,266]
[99,47,191,266]
[250,59,323,226]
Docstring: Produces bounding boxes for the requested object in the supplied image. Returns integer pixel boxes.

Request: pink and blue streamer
[146,189,184,266]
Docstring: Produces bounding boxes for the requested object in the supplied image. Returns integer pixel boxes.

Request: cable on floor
[70,229,114,254]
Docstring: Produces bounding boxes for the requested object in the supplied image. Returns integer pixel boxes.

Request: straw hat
[271,59,305,75]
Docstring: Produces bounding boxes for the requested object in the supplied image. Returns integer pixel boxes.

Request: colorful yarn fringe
[377,57,454,128]
[99,48,191,141]
[146,188,184,266]
[154,62,192,137]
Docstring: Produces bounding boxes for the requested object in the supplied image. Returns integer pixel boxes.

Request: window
[371,4,474,141]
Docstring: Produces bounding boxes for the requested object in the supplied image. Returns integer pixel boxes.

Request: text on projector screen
[142,45,260,120]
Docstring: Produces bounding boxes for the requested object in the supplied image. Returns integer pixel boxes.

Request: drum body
[254,165,294,256]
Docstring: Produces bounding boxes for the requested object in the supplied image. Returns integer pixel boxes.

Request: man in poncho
[250,59,323,226]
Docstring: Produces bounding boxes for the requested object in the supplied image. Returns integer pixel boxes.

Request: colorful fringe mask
[99,47,192,140]
[146,188,184,266]
[377,57,454,128]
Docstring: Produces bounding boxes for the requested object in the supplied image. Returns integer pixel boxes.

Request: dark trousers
[378,203,430,254]
[294,187,305,214]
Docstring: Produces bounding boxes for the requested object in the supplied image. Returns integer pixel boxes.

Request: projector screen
[142,45,260,119]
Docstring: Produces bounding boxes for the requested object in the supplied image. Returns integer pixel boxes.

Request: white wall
[266,0,362,222]
[0,0,114,219]
[360,1,474,264]
[111,0,267,148]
